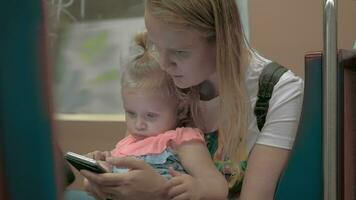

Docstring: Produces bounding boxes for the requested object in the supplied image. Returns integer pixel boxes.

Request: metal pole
[323,0,338,199]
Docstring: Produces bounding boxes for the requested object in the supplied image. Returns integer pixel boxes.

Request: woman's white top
[199,51,304,154]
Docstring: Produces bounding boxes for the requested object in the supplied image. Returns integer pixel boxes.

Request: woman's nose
[158,52,176,71]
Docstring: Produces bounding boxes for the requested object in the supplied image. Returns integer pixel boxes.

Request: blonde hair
[122,31,193,127]
[145,0,249,164]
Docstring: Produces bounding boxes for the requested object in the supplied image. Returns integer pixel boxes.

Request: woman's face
[145,12,216,89]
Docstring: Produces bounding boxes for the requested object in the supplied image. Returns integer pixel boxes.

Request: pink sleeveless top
[111,127,204,157]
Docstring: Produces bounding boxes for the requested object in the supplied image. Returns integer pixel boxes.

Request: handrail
[323,0,338,200]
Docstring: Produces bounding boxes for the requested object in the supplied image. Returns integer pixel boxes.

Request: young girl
[82,1,304,200]
[83,32,228,200]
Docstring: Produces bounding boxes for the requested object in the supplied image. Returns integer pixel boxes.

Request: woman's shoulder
[149,127,203,140]
[247,49,272,72]
[246,50,304,98]
[275,69,304,93]
[174,127,204,138]
[245,50,272,99]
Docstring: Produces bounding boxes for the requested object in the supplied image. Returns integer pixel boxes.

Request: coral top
[111,127,204,157]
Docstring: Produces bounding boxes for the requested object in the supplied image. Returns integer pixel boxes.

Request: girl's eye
[146,113,158,119]
[125,111,136,118]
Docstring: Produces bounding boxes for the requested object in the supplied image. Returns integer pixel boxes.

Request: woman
[81,1,304,199]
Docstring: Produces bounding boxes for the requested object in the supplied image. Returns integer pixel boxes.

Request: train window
[46,0,249,117]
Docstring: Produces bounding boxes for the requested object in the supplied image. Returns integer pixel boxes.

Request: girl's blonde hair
[145,0,249,164]
[122,32,193,127]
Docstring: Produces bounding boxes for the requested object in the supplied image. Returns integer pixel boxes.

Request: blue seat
[274,53,323,200]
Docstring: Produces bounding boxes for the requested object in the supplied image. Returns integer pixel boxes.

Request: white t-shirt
[199,51,304,154]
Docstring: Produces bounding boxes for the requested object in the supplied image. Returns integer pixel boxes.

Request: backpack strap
[254,62,288,131]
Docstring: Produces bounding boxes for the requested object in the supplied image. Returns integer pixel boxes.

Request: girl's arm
[85,150,111,161]
[170,141,228,200]
[239,144,290,200]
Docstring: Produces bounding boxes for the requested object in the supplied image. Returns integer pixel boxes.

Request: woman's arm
[239,144,290,200]
[81,157,168,200]
[171,141,228,200]
[238,71,303,199]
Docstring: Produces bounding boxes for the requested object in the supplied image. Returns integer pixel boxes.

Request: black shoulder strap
[254,62,288,131]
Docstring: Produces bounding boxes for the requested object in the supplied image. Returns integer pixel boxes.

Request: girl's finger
[92,151,103,160]
[104,151,112,160]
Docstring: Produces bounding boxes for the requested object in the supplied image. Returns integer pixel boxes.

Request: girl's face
[122,88,178,137]
[145,12,217,89]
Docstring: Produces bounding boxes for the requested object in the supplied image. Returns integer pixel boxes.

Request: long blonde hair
[122,32,193,127]
[145,0,250,163]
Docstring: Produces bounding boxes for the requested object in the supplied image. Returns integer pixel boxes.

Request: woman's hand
[81,157,168,200]
[83,178,109,200]
[85,150,111,161]
[165,168,203,200]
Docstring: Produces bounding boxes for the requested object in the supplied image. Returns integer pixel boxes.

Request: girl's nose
[135,118,147,131]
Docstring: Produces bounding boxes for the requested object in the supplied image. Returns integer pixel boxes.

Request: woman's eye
[173,50,189,58]
[175,50,185,55]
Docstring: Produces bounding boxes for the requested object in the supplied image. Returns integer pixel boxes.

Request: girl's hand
[81,157,168,200]
[85,150,111,161]
[165,168,203,200]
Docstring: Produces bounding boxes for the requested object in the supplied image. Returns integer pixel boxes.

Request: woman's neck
[199,72,219,101]
[197,92,220,133]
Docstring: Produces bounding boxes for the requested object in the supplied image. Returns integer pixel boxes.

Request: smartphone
[64,152,107,174]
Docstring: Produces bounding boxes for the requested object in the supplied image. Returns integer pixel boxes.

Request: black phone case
[64,153,106,174]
